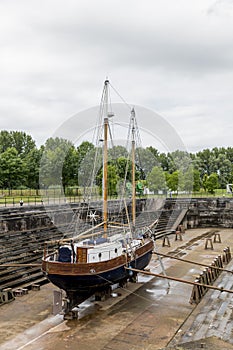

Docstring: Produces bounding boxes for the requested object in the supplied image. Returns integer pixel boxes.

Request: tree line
[0,130,233,195]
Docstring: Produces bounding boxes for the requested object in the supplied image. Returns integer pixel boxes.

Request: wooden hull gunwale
[42,240,154,294]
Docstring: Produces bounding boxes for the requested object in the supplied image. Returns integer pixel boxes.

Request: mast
[103,79,109,234]
[131,108,136,230]
[103,116,108,234]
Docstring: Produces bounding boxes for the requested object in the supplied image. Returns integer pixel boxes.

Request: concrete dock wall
[1,198,233,233]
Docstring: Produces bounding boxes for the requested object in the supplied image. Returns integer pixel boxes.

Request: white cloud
[0,0,232,152]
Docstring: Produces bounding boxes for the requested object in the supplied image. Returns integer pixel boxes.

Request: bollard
[207,268,213,284]
[31,284,40,291]
[226,246,231,262]
[218,255,223,268]
[199,273,207,293]
[197,275,204,298]
[223,248,227,264]
[214,258,220,277]
[204,268,211,285]
[223,247,231,263]
[2,288,15,303]
[14,289,23,297]
[211,261,218,281]
[205,238,213,250]
[178,225,185,234]
[210,262,217,280]
[190,281,201,304]
[213,233,221,243]
[225,247,229,263]
[162,235,171,247]
[228,247,231,260]
[175,231,183,241]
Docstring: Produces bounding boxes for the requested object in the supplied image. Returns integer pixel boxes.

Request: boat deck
[0,228,233,350]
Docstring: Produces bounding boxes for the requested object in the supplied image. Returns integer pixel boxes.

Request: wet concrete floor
[0,228,233,350]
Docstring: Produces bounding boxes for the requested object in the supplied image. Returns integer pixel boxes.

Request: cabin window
[115,248,117,254]
[98,253,102,258]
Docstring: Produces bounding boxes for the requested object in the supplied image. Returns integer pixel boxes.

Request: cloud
[0,0,232,152]
[207,0,233,17]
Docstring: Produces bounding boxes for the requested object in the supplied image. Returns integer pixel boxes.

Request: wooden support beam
[124,266,233,294]
[153,252,233,274]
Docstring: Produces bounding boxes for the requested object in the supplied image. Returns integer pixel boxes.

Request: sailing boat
[42,80,154,318]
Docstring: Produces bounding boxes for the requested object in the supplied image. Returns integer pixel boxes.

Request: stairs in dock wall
[153,206,188,237]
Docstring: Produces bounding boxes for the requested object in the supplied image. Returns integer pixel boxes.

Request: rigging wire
[81,80,146,228]
[109,82,132,111]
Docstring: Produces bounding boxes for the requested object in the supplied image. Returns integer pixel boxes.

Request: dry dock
[0,228,233,350]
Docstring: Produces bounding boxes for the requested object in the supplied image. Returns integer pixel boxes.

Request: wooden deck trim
[42,240,153,276]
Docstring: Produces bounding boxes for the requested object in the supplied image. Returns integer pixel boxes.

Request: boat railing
[43,243,123,263]
[44,251,58,261]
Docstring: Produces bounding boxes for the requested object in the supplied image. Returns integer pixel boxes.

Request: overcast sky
[0,0,233,153]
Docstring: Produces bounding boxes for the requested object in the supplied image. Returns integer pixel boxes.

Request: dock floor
[0,228,233,350]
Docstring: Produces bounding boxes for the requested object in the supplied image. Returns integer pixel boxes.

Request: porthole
[115,248,117,253]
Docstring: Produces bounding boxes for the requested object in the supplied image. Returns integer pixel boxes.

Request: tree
[166,171,179,192]
[77,141,95,168]
[147,166,166,193]
[96,164,119,196]
[206,173,219,194]
[196,149,215,176]
[115,157,131,180]
[193,169,201,192]
[0,147,26,191]
[211,154,232,189]
[0,131,36,157]
[135,147,159,176]
[62,146,79,187]
[146,146,159,159]
[182,167,194,193]
[202,173,208,192]
[159,152,170,172]
[169,150,193,173]
[24,148,42,190]
[108,145,128,160]
[40,137,74,188]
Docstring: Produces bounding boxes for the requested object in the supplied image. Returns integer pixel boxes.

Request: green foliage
[24,148,42,189]
[0,147,26,189]
[96,164,119,196]
[116,157,131,180]
[1,127,233,197]
[147,166,167,193]
[0,130,36,157]
[206,173,219,194]
[40,137,73,187]
[166,171,180,192]
[193,169,201,192]
[135,147,159,176]
[182,168,192,193]
[62,146,79,187]
[108,146,128,160]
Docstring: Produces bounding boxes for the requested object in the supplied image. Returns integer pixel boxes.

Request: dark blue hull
[48,249,152,296]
